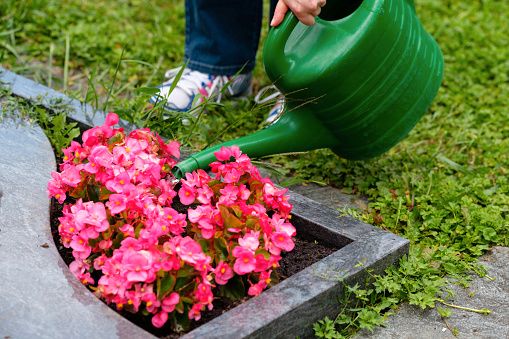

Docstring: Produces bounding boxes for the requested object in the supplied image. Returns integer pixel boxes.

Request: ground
[1,0,508,337]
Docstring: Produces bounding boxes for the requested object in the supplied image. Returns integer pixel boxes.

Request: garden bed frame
[0,67,409,338]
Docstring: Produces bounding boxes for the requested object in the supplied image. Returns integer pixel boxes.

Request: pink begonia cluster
[48,113,295,330]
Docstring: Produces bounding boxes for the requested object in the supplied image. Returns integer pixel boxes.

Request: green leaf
[219,205,243,229]
[218,276,245,301]
[197,238,209,253]
[157,273,176,299]
[214,237,229,259]
[437,307,452,318]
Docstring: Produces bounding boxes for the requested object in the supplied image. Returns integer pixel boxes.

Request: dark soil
[50,199,339,337]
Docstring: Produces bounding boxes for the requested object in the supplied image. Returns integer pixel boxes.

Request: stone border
[0,69,409,338]
[0,67,136,132]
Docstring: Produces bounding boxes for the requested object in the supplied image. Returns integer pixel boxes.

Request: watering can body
[176,0,443,175]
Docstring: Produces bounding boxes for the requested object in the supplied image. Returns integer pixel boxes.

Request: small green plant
[31,107,80,155]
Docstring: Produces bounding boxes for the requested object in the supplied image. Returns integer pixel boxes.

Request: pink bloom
[122,250,154,283]
[176,237,208,265]
[232,246,256,275]
[187,205,217,239]
[70,235,89,252]
[254,254,270,272]
[104,112,119,126]
[119,223,135,237]
[213,146,241,162]
[163,140,180,159]
[141,291,160,313]
[195,282,213,304]
[188,303,203,321]
[161,292,180,313]
[99,239,112,250]
[106,193,128,215]
[196,186,213,205]
[47,171,66,203]
[239,230,260,251]
[248,282,264,297]
[105,171,133,194]
[178,183,196,205]
[60,165,82,187]
[214,262,234,285]
[76,201,109,233]
[271,232,295,252]
[272,214,297,237]
[218,184,239,205]
[152,311,168,328]
[89,145,113,168]
[125,137,148,154]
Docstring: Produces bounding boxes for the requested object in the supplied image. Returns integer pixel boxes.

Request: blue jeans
[185,0,278,76]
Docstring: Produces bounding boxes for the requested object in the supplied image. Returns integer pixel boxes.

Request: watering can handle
[268,11,299,49]
[263,11,299,79]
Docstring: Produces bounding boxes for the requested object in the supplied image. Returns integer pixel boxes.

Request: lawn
[1,0,508,337]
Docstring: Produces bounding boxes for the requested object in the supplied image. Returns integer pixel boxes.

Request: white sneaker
[149,67,252,112]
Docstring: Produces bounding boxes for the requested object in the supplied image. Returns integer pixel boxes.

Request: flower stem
[436,298,491,315]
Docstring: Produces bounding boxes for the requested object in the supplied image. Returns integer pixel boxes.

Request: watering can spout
[174,109,337,177]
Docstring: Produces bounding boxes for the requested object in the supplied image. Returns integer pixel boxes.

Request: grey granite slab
[356,246,509,339]
[0,117,153,339]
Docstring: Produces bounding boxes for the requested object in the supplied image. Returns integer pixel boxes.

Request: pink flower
[195,282,213,304]
[89,145,113,168]
[175,237,208,265]
[60,165,82,187]
[75,201,109,233]
[163,140,180,159]
[218,184,239,205]
[248,282,264,297]
[187,205,217,239]
[119,223,135,237]
[271,232,295,252]
[213,146,241,162]
[232,246,256,275]
[47,171,66,203]
[239,230,260,251]
[254,254,270,272]
[178,183,196,205]
[122,250,154,283]
[161,292,180,313]
[106,193,128,215]
[151,311,168,328]
[188,303,203,321]
[105,171,133,194]
[214,262,234,285]
[104,112,119,126]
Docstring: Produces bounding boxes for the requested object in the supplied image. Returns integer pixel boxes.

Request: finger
[270,1,289,27]
[298,14,315,26]
[312,6,321,17]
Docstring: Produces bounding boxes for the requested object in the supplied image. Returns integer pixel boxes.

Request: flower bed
[48,113,339,335]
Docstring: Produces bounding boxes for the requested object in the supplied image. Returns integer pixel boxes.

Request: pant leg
[185,0,263,76]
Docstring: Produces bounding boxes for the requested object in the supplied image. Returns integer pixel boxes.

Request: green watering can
[175,0,444,176]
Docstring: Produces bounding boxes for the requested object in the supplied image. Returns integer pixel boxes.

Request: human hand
[271,0,326,27]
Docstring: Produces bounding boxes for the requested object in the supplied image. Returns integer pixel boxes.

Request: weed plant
[1,0,508,337]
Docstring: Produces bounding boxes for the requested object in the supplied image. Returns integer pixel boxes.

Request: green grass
[1,0,508,337]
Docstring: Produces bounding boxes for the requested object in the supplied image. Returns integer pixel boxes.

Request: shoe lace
[164,67,234,104]
[254,85,282,105]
